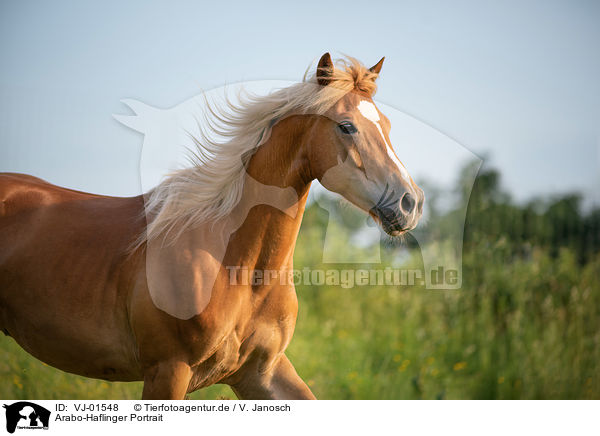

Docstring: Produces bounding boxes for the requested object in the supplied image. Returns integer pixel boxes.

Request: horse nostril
[400,192,416,214]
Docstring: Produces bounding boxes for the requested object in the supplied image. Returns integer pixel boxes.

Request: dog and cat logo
[2,402,50,433]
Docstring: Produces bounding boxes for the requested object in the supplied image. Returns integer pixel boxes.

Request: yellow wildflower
[453,361,467,371]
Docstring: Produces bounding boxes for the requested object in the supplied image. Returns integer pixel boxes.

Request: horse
[0,53,424,399]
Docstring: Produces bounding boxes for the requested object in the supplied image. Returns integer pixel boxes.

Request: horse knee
[141,360,192,400]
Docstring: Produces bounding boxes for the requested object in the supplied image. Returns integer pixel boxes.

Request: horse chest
[186,324,284,390]
[188,300,297,388]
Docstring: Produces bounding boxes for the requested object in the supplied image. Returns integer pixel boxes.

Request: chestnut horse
[0,54,423,399]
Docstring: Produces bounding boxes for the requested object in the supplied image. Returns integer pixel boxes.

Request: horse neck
[224,115,313,272]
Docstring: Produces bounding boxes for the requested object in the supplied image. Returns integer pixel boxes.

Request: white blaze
[357,100,410,181]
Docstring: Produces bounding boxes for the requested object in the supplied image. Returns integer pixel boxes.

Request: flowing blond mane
[141,56,379,245]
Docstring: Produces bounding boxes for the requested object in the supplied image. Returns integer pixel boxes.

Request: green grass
[288,244,600,399]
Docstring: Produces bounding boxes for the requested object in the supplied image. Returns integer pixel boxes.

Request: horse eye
[338,121,357,135]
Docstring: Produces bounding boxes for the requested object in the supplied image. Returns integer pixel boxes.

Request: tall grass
[289,243,600,399]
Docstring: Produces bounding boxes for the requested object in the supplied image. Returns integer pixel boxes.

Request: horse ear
[316,52,334,86]
[369,57,385,75]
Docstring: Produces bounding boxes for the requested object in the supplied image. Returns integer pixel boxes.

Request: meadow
[1,165,599,399]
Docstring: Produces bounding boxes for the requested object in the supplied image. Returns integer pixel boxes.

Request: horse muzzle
[369,187,424,236]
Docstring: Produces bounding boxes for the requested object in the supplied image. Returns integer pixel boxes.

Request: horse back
[0,172,105,217]
[0,172,146,283]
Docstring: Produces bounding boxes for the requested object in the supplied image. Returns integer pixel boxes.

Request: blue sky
[1,0,598,205]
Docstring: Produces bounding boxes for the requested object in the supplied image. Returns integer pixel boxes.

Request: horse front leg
[141,359,192,400]
[231,354,316,400]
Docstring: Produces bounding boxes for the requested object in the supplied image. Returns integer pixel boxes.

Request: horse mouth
[369,207,411,236]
